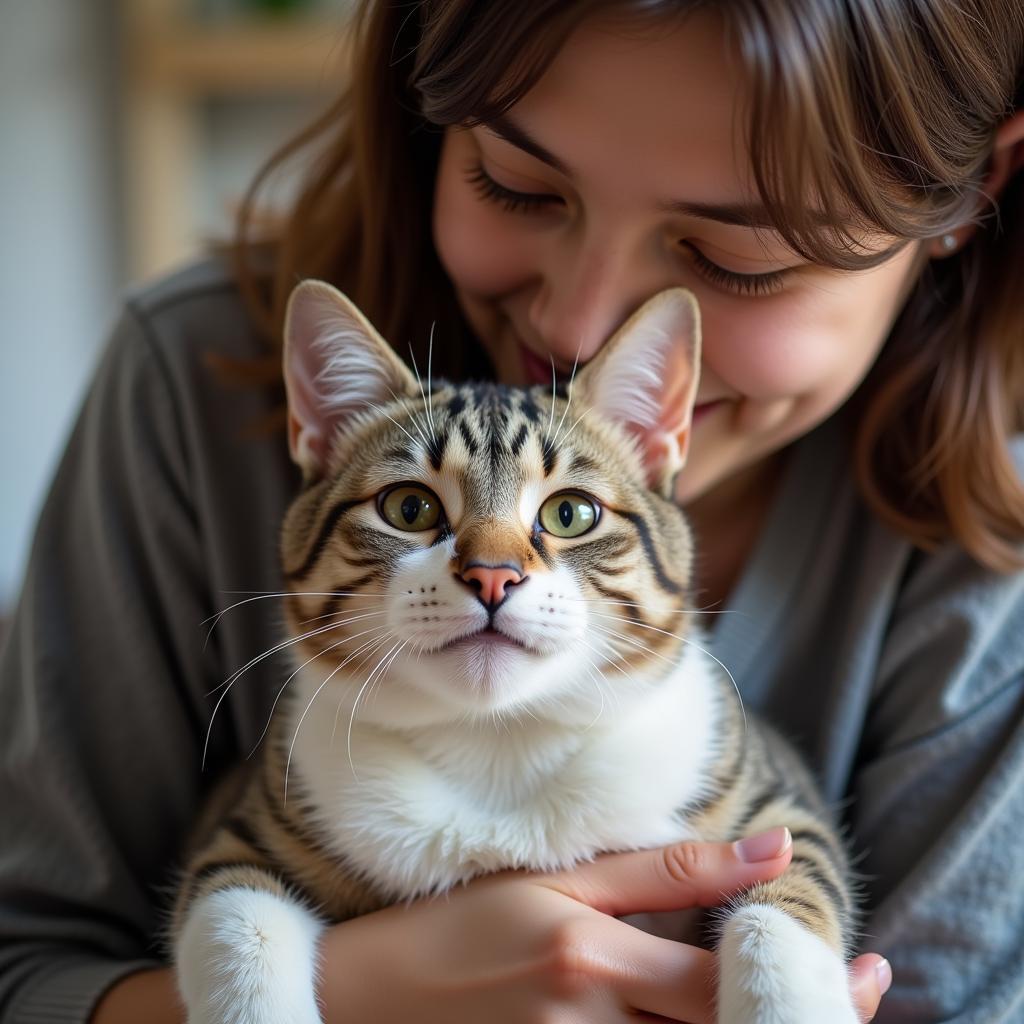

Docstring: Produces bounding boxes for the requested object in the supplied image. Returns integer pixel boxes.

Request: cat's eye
[538,492,599,539]
[379,484,443,532]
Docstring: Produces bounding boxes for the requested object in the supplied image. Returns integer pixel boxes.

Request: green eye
[538,492,599,538]
[379,484,443,532]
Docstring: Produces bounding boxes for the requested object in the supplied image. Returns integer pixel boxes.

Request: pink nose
[460,563,524,610]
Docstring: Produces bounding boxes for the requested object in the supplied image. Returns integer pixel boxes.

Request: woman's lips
[692,400,726,423]
[519,340,561,387]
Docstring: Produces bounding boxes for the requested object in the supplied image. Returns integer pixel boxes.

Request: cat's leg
[176,873,325,1024]
[716,824,859,1024]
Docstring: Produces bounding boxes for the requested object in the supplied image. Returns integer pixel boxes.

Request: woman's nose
[527,240,668,369]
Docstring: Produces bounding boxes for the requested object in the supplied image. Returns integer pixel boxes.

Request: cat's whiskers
[569,595,734,617]
[408,328,438,442]
[329,630,398,746]
[553,407,592,451]
[674,635,747,732]
[251,622,392,759]
[590,617,747,731]
[386,385,434,453]
[428,323,436,428]
[201,610,389,769]
[202,590,388,646]
[285,632,403,801]
[361,400,424,453]
[588,622,686,691]
[545,339,584,454]
[427,322,435,436]
[581,664,606,730]
[574,631,634,680]
[545,352,558,444]
[366,639,410,709]
[297,601,386,627]
[206,608,390,698]
[343,638,408,782]
[405,625,444,664]
[564,638,619,729]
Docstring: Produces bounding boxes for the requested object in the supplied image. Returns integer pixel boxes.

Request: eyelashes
[464,160,789,297]
[679,243,787,297]
[465,162,561,214]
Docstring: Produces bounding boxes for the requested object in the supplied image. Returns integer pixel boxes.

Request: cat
[172,281,860,1024]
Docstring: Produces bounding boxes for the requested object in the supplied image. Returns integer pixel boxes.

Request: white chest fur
[286,644,723,900]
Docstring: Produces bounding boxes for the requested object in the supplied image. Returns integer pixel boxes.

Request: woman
[1,1,1022,1021]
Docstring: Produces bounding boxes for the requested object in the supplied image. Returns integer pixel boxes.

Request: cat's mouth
[443,626,533,654]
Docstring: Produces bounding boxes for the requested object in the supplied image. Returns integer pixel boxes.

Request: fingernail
[876,958,892,995]
[734,827,791,863]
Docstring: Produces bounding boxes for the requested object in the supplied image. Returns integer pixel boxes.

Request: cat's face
[279,284,701,725]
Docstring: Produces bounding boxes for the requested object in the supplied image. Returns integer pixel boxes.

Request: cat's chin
[427,628,539,710]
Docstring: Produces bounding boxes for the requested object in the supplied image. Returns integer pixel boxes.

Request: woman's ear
[283,281,419,479]
[928,110,1024,257]
[571,288,701,497]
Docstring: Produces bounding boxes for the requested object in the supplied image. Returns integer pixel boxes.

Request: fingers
[613,927,718,1024]
[849,953,893,1022]
[539,827,794,917]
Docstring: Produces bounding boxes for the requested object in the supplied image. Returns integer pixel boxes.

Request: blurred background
[0,0,353,621]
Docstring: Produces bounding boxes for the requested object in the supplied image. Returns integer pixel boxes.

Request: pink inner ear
[576,289,701,490]
[283,287,342,473]
[282,280,423,476]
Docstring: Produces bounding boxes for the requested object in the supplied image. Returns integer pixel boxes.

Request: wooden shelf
[120,0,352,278]
[130,19,352,93]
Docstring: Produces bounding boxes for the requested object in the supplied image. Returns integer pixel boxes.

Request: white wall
[0,1,343,613]
[0,0,124,610]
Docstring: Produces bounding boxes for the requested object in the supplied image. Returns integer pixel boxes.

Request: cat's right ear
[283,281,418,478]
[572,288,701,498]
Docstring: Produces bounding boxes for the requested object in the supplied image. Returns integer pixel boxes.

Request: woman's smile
[433,10,921,509]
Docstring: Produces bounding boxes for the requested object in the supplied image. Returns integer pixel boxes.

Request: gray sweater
[2,260,1023,1023]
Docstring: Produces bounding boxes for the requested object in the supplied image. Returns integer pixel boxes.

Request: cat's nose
[458,562,525,612]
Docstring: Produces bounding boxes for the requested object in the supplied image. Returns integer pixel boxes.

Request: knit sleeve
[851,539,1024,1023]
[0,302,218,1021]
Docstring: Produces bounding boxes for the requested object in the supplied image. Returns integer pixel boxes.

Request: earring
[940,233,958,252]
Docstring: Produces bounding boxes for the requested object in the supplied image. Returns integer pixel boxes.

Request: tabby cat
[173,282,859,1023]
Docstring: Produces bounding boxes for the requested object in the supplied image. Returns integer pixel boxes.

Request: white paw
[176,887,325,1024]
[717,904,858,1024]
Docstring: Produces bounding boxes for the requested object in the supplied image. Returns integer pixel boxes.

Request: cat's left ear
[283,280,420,478]
[572,288,701,497]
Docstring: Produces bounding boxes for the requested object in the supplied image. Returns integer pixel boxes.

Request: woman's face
[432,10,923,503]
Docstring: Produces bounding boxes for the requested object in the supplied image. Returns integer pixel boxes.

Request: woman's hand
[850,953,893,1022]
[316,828,890,1023]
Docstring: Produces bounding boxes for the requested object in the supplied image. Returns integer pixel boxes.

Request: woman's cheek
[434,202,538,300]
[433,141,536,299]
[701,300,842,401]
[724,254,920,400]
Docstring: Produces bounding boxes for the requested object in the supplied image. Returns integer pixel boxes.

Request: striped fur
[173,285,859,1024]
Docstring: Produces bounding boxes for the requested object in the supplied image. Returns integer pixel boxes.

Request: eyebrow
[485,113,571,177]
[483,113,780,230]
[661,199,779,229]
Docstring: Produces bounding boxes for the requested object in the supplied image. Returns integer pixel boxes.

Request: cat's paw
[717,904,858,1024]
[176,887,324,1024]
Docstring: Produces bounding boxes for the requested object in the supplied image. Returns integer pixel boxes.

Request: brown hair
[233,0,1024,570]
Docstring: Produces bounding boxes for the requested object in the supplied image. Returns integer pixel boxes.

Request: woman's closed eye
[465,161,791,298]
[466,162,564,214]
[679,242,788,297]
